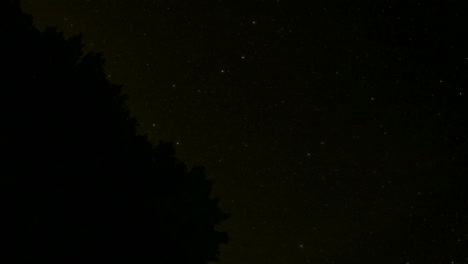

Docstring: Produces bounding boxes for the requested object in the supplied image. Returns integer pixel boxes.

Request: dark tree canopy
[0,1,228,263]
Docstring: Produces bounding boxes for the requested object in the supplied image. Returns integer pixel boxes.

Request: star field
[21,1,468,263]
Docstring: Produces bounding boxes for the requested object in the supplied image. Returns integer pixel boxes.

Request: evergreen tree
[0,1,228,263]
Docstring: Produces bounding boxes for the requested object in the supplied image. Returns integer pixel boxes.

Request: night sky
[20,1,467,263]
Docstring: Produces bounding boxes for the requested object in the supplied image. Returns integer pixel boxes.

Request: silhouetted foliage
[0,1,228,263]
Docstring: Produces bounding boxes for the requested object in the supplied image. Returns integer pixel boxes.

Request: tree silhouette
[0,1,228,263]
